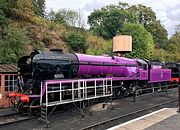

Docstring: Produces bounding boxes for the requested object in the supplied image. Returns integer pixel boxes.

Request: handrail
[40,78,113,107]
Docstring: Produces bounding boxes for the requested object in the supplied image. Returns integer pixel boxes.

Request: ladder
[39,82,49,125]
[40,106,48,124]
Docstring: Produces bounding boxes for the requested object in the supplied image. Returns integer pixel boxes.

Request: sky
[46,0,180,37]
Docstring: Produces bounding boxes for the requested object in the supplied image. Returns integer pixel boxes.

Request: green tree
[121,23,154,59]
[0,0,10,35]
[46,9,55,20]
[175,24,180,33]
[10,0,35,22]
[0,10,9,30]
[77,9,85,28]
[66,32,86,52]
[12,0,33,13]
[129,4,168,48]
[56,9,78,26]
[152,48,165,61]
[46,10,66,24]
[167,30,180,61]
[165,44,177,62]
[0,26,29,63]
[47,9,79,27]
[88,3,168,47]
[146,20,168,48]
[0,0,45,18]
[88,2,135,39]
[128,4,156,27]
[33,0,45,17]
[0,0,12,17]
[54,11,67,25]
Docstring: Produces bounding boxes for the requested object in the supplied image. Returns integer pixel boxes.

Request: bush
[152,48,165,61]
[66,32,86,52]
[32,41,45,50]
[42,36,51,47]
[86,33,111,55]
[0,26,29,63]
[0,13,9,29]
[121,23,154,59]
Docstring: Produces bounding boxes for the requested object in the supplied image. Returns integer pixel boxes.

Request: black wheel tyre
[117,89,127,99]
[112,89,118,99]
[12,104,18,111]
[30,98,41,116]
[113,88,127,99]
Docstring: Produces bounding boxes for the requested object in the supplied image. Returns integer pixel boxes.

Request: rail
[133,83,179,102]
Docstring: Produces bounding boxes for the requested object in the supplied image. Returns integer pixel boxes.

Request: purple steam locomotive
[7,49,171,114]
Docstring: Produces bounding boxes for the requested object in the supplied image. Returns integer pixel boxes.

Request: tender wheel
[30,98,41,116]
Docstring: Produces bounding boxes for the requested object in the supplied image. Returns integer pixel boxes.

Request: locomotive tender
[166,62,180,83]
[8,49,171,114]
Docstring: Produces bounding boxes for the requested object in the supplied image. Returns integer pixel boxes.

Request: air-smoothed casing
[75,53,138,77]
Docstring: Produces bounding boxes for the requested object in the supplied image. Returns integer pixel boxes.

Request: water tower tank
[113,35,132,54]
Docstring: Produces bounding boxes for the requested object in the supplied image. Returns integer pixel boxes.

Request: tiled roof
[0,64,17,73]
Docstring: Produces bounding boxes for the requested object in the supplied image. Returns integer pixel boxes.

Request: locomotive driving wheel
[29,98,41,116]
[113,87,127,99]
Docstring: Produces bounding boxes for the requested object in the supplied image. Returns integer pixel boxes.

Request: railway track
[0,111,20,118]
[0,107,67,127]
[0,112,36,126]
[0,85,177,128]
[80,99,177,130]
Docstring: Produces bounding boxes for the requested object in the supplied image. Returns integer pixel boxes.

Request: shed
[0,64,18,108]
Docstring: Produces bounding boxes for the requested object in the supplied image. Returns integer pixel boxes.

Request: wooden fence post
[1,75,5,108]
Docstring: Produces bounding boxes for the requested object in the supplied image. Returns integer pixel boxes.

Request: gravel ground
[0,88,178,130]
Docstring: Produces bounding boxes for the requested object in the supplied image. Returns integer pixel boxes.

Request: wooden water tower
[113,35,132,56]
